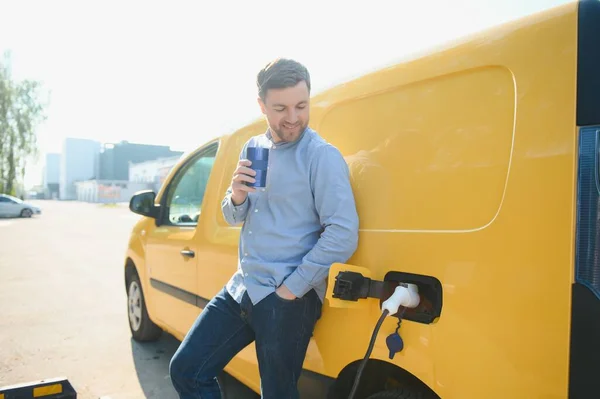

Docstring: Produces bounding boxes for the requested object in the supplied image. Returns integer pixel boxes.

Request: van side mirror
[129,190,159,218]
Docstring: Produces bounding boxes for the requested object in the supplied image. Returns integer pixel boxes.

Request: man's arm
[221,187,250,226]
[282,145,359,298]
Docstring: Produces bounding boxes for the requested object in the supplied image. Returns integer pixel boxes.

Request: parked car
[122,1,600,398]
[0,194,41,218]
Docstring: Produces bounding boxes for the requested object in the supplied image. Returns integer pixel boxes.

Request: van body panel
[316,3,575,397]
[319,66,515,232]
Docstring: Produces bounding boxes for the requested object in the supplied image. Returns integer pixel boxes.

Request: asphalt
[0,200,258,399]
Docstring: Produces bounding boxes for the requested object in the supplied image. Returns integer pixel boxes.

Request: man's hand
[231,159,257,205]
[275,285,297,300]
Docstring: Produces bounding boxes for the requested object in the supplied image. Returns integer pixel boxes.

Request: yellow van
[123,1,600,397]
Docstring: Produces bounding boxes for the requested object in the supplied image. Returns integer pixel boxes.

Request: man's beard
[271,121,308,143]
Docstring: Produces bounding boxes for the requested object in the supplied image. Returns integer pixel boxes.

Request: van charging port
[332,270,443,324]
[382,271,443,324]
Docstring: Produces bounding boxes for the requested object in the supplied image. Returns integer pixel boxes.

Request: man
[169,58,359,399]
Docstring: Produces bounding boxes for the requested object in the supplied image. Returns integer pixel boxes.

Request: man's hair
[257,58,311,102]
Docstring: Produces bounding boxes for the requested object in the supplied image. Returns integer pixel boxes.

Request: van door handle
[180,250,195,258]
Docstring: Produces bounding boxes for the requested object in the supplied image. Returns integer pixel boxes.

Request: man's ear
[257,97,267,115]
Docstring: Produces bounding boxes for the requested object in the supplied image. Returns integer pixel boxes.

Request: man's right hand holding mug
[231,159,257,205]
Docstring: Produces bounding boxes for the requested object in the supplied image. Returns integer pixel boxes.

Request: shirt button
[244,253,248,256]
[244,273,249,277]
[261,188,266,192]
[254,209,258,213]
[249,231,252,235]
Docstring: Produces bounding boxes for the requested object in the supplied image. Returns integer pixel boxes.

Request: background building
[98,141,183,181]
[42,153,61,199]
[43,137,185,203]
[59,138,101,200]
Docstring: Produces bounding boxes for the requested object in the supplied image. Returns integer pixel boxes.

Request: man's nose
[286,109,299,123]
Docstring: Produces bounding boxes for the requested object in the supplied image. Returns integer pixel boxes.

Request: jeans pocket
[273,291,300,303]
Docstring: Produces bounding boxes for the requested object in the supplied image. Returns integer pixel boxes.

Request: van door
[145,143,218,334]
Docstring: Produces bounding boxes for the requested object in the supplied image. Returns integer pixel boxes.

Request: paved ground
[0,200,258,398]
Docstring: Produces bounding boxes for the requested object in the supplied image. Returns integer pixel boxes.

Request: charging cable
[347,283,420,399]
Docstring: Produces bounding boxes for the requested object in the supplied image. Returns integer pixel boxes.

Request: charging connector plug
[332,271,385,301]
[381,283,420,315]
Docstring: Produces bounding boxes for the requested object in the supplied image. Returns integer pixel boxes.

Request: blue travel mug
[246,147,269,188]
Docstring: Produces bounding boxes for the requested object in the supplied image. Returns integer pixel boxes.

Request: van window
[165,144,218,226]
[319,66,515,231]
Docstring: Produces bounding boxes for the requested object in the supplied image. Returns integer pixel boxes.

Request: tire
[366,388,430,399]
[20,208,32,218]
[127,272,162,341]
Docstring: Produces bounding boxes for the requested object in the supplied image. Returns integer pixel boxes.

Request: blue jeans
[169,286,322,399]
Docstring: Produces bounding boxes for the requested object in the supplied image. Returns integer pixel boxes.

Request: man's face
[258,80,310,143]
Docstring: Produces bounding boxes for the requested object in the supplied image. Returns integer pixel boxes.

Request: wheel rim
[128,281,143,331]
[23,209,32,217]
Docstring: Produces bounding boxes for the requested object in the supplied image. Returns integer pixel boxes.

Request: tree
[0,50,48,195]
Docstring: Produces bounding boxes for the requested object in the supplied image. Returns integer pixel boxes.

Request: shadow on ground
[130,333,259,398]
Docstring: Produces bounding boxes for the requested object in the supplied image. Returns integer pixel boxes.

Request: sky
[0,0,574,189]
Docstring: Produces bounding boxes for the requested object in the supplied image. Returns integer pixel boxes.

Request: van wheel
[127,273,162,341]
[366,388,429,399]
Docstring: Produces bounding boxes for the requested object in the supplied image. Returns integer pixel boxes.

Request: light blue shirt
[221,127,359,305]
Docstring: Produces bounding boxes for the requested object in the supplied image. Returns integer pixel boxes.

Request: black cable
[347,309,390,399]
